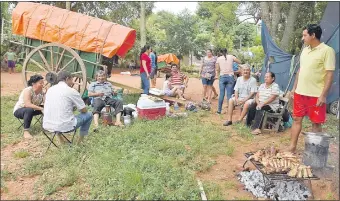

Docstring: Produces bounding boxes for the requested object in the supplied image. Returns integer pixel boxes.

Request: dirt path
[1,72,24,96]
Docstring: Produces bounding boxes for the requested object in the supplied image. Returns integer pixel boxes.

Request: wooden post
[66,2,71,10]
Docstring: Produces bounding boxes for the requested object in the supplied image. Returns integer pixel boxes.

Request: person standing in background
[149,49,158,88]
[140,45,152,94]
[4,48,17,74]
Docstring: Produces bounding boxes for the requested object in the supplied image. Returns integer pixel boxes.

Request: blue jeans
[218,75,235,112]
[201,76,215,86]
[75,112,93,136]
[140,72,150,94]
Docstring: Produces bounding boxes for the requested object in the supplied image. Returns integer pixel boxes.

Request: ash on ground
[238,170,311,200]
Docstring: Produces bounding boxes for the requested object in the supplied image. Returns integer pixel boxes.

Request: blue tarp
[260,1,339,103]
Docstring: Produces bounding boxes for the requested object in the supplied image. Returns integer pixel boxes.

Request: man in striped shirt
[170,64,189,99]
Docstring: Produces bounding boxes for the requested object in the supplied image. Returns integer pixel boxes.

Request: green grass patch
[14,149,30,158]
[224,180,237,190]
[234,123,254,141]
[2,94,236,199]
[203,182,224,200]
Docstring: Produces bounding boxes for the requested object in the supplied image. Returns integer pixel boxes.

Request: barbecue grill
[244,152,319,200]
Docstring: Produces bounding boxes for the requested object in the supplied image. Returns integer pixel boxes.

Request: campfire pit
[243,152,320,200]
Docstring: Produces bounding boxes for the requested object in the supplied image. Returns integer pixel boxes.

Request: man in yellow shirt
[288,24,336,153]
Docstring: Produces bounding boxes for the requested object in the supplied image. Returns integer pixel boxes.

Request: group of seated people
[222,65,285,135]
[13,70,124,144]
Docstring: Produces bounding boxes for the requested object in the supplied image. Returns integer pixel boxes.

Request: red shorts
[293,93,326,123]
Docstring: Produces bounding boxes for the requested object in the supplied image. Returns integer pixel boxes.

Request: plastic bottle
[174,102,179,111]
[165,102,170,115]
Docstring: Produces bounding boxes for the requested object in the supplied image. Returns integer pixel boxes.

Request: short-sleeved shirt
[258,82,280,111]
[43,82,86,132]
[149,52,157,69]
[170,71,187,86]
[140,53,151,73]
[216,55,236,76]
[201,56,217,77]
[5,52,17,61]
[88,81,113,100]
[296,43,336,97]
[234,76,258,100]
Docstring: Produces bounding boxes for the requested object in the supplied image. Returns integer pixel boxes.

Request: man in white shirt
[223,65,257,126]
[43,71,93,144]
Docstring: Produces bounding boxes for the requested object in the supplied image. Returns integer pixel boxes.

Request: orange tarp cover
[157,53,179,64]
[12,2,136,58]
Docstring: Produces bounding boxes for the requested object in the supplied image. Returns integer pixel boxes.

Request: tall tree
[140,1,146,47]
[270,2,281,39]
[280,2,302,51]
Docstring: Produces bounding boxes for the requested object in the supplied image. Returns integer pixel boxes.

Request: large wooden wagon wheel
[22,43,87,95]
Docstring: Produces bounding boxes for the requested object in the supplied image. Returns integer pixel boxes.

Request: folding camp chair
[261,97,289,133]
[17,114,43,130]
[42,127,77,152]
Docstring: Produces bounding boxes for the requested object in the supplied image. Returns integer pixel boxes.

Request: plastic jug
[174,102,179,111]
[123,115,131,126]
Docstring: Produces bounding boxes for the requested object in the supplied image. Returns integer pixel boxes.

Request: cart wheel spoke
[50,46,54,71]
[55,49,66,72]
[38,50,52,71]
[58,57,76,73]
[29,58,49,73]
[71,71,83,75]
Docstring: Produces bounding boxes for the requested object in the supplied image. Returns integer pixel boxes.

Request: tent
[260,1,339,104]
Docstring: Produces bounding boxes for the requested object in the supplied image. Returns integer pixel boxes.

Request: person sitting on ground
[163,73,185,99]
[13,75,44,139]
[223,64,257,126]
[170,64,189,100]
[43,71,93,144]
[246,72,280,135]
[88,70,124,130]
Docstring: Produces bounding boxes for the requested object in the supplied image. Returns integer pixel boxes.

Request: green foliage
[14,149,30,158]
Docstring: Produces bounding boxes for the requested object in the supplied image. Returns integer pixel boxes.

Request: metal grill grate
[244,152,320,181]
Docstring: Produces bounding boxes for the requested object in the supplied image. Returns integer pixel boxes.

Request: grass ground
[1,94,236,199]
[1,94,339,200]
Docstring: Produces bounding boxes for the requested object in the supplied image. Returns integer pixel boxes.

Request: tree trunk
[140,1,146,47]
[280,2,301,51]
[260,2,271,31]
[66,2,71,10]
[270,2,281,39]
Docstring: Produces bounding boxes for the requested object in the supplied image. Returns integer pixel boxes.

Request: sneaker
[223,121,232,126]
[216,111,221,115]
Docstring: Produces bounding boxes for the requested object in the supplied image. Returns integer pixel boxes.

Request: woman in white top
[13,75,44,139]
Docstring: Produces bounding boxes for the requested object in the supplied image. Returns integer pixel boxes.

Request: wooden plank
[108,80,143,93]
[107,80,188,106]
[197,179,208,201]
